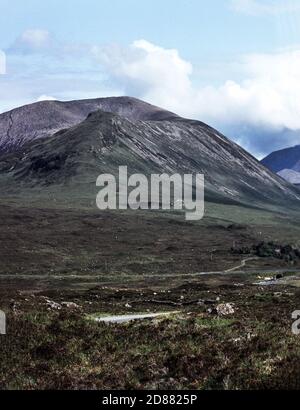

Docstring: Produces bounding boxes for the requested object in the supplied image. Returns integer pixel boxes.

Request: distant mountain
[261,145,300,173]
[0,96,179,153]
[0,99,299,211]
[261,145,300,185]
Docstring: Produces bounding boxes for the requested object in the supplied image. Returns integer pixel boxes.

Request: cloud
[230,0,300,15]
[3,30,300,157]
[0,28,118,113]
[36,94,56,102]
[10,29,53,54]
[92,40,193,108]
[94,39,300,157]
[193,49,300,132]
[95,39,300,130]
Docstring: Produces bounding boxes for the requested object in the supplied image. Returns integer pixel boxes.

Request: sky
[1,0,300,158]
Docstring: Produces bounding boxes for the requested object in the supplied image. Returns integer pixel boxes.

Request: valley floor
[1,201,300,389]
[1,199,300,277]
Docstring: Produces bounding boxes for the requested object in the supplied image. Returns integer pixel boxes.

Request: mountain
[261,145,300,173]
[261,145,300,185]
[278,169,300,185]
[0,98,299,212]
[0,96,179,154]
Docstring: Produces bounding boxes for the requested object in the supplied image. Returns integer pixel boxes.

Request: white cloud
[95,39,300,131]
[194,49,300,132]
[3,30,300,157]
[10,29,53,53]
[36,95,56,102]
[230,0,300,15]
[21,29,50,48]
[94,39,300,156]
[92,40,193,109]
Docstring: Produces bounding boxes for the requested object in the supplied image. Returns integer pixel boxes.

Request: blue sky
[1,0,300,157]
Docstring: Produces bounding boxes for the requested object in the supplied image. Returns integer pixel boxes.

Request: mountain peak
[0,96,179,154]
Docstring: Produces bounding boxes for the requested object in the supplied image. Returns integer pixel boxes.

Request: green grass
[195,317,235,328]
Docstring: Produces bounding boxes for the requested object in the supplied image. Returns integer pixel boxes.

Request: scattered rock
[40,296,62,310]
[216,303,235,316]
[61,302,80,309]
[46,300,61,310]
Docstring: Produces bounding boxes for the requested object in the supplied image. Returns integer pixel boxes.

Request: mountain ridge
[0,96,180,154]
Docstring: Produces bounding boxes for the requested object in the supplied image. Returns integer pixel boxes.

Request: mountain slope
[0,108,299,211]
[0,96,179,153]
